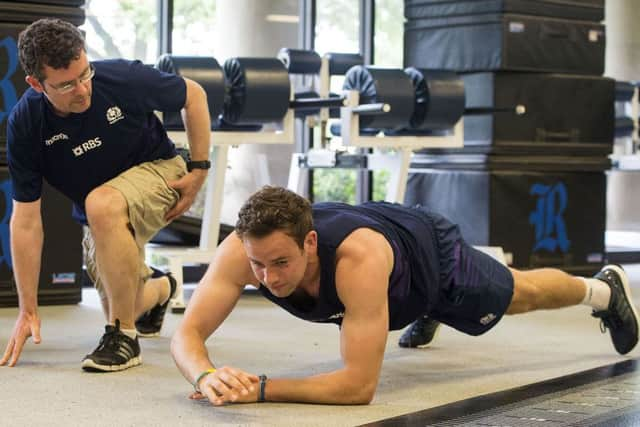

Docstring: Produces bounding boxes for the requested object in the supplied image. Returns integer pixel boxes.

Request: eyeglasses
[45,64,95,95]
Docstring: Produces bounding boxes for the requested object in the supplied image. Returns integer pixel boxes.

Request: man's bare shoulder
[335,228,394,284]
[209,233,260,288]
[334,227,394,310]
[336,227,392,260]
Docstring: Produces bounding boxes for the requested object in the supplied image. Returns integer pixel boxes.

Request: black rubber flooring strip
[360,359,638,427]
[607,249,640,265]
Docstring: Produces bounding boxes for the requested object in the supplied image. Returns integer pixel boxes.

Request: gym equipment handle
[464,106,526,115]
[289,97,346,111]
[352,103,390,115]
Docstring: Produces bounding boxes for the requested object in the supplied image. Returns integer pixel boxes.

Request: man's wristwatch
[187,160,211,172]
[258,374,268,402]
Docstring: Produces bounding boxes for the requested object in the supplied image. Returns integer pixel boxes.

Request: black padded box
[405,0,605,22]
[0,2,86,26]
[405,154,608,274]
[440,72,615,155]
[0,172,83,307]
[404,13,605,74]
[16,0,85,5]
[0,22,30,150]
[150,215,234,246]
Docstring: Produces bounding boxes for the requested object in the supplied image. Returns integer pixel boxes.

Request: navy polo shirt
[7,59,186,223]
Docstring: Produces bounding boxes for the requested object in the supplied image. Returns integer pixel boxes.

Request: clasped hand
[164,170,207,222]
[189,365,260,406]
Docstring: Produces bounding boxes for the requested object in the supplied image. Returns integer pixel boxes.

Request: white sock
[580,277,611,311]
[121,328,137,339]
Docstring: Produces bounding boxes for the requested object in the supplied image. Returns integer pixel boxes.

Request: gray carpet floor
[1,265,639,427]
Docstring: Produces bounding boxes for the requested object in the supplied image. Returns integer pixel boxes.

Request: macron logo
[479,313,496,325]
[72,137,102,157]
[106,106,123,124]
[45,133,69,146]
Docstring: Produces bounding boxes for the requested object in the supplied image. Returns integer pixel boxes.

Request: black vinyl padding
[343,65,415,130]
[156,55,225,129]
[222,57,290,125]
[404,67,465,130]
[277,48,321,74]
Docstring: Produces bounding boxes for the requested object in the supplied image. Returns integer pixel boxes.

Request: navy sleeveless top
[258,202,459,331]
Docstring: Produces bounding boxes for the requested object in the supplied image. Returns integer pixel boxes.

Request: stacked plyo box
[403,0,612,275]
[0,0,85,306]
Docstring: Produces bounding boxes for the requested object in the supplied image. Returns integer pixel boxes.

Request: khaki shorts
[82,155,187,295]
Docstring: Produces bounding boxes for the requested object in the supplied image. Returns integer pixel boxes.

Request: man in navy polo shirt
[0,18,211,372]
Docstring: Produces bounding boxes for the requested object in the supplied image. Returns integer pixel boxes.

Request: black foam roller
[615,117,634,138]
[343,66,414,130]
[325,53,364,76]
[615,81,635,102]
[404,68,465,130]
[156,55,225,130]
[222,58,290,125]
[278,48,321,74]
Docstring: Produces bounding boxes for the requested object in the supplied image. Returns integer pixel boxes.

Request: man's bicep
[182,273,244,338]
[181,233,255,337]
[182,78,204,109]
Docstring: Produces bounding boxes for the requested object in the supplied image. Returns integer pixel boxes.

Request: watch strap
[187,160,211,171]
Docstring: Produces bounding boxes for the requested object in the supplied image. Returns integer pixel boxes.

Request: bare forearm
[171,328,217,386]
[10,222,43,313]
[264,369,376,405]
[181,80,211,162]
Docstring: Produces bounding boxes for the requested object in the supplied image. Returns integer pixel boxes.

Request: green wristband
[194,368,217,392]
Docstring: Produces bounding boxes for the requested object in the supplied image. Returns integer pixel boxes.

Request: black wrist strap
[258,374,267,402]
[187,160,211,171]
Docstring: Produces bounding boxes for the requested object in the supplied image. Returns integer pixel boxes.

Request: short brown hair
[18,18,85,81]
[235,186,313,248]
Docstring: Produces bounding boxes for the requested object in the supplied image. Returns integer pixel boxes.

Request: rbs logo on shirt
[72,137,102,157]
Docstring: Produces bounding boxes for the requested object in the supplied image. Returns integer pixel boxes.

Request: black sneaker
[82,320,141,372]
[135,272,177,337]
[591,265,639,355]
[398,315,441,348]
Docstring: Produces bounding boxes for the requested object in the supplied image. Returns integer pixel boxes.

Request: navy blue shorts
[427,212,514,336]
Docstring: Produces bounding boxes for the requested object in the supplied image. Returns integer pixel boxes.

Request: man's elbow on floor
[353,390,376,405]
[344,382,377,405]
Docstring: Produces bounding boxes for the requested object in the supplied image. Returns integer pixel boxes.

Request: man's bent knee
[85,186,128,229]
[506,269,539,314]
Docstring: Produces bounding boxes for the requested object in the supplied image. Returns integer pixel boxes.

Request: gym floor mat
[362,359,640,427]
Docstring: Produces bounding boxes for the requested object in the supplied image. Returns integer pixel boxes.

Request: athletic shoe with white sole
[591,265,639,355]
[82,319,141,372]
[398,315,441,348]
